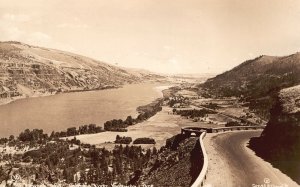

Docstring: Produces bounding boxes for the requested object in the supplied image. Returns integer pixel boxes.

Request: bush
[104,119,128,131]
[115,135,132,144]
[225,121,240,127]
[133,138,156,144]
[176,109,215,118]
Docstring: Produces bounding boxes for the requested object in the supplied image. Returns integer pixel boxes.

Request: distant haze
[1,0,300,74]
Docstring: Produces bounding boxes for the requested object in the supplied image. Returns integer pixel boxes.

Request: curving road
[203,130,299,187]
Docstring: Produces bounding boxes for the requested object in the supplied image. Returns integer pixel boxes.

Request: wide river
[0,83,170,137]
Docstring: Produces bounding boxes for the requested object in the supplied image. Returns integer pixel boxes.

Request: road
[203,130,299,187]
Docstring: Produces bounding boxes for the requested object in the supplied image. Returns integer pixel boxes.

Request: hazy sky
[1,0,300,74]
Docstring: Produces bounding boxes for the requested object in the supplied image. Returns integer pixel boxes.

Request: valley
[0,42,299,187]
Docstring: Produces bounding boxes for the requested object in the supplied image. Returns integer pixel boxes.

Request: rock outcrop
[249,85,300,184]
[133,134,203,187]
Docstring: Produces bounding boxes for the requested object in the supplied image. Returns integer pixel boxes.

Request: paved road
[204,130,299,187]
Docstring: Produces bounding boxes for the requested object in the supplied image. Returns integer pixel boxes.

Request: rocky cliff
[249,85,300,184]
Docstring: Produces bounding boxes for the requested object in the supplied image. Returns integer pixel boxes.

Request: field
[69,106,194,149]
[72,106,234,150]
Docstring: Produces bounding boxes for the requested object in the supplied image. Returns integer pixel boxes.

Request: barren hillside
[0,41,160,98]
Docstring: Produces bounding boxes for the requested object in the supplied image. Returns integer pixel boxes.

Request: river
[0,83,170,137]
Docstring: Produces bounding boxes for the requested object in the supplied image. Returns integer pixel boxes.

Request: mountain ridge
[204,52,300,97]
[0,41,163,99]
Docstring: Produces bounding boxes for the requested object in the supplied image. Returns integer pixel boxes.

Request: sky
[1,0,300,74]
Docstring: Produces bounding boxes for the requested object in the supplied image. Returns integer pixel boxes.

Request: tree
[79,125,88,134]
[0,138,8,145]
[172,108,177,114]
[9,135,14,141]
[146,149,151,158]
[67,127,77,136]
[88,124,96,133]
[125,116,133,125]
[152,147,158,155]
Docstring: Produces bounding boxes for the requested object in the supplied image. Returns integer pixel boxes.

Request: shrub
[115,135,132,144]
[133,138,156,144]
[225,121,240,127]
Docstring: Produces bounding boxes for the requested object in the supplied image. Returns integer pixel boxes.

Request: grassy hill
[204,54,300,97]
[202,53,300,119]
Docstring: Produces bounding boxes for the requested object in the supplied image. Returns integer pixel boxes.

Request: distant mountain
[173,73,216,79]
[0,41,161,98]
[202,53,300,119]
[123,67,165,79]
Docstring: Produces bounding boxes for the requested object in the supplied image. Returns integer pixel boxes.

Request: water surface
[0,83,167,137]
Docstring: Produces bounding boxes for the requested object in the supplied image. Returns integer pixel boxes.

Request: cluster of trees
[104,117,132,131]
[175,109,216,118]
[0,129,49,145]
[167,96,188,107]
[19,129,48,142]
[133,99,163,124]
[137,99,163,116]
[225,121,240,127]
[50,124,104,138]
[69,136,81,145]
[114,135,157,145]
[133,138,156,144]
[115,135,132,144]
[248,97,275,120]
[13,140,158,185]
[204,103,219,110]
[0,135,15,145]
[0,138,7,144]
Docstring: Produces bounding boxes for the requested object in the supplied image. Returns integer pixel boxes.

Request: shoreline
[0,86,121,107]
[0,92,56,106]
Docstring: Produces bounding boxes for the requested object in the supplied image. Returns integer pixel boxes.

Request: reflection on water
[0,83,168,137]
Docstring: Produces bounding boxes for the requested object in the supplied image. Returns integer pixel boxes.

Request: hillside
[249,85,300,184]
[202,53,300,119]
[203,54,300,97]
[135,134,202,187]
[0,41,159,99]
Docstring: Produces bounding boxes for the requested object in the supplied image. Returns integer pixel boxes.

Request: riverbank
[0,91,56,106]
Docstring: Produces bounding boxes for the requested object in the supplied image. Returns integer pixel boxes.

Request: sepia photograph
[0,0,299,186]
